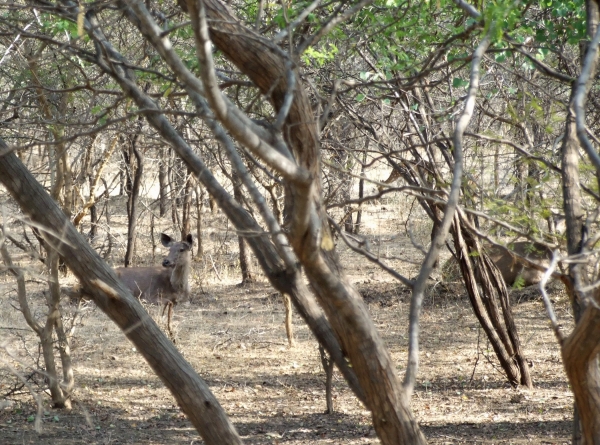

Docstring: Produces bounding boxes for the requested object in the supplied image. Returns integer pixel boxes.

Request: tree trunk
[232,172,254,284]
[181,169,193,239]
[451,211,532,388]
[169,157,181,228]
[194,183,204,258]
[559,3,600,442]
[354,142,368,234]
[159,146,169,217]
[283,293,294,347]
[319,344,335,414]
[561,111,600,444]
[124,144,143,267]
[1,238,69,409]
[45,249,73,409]
[196,1,425,441]
[89,203,98,240]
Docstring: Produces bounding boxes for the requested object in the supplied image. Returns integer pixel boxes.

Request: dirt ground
[0,203,574,444]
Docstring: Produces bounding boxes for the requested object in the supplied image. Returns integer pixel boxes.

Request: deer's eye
[180,248,185,252]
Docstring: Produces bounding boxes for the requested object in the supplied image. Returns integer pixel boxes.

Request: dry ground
[0,203,573,444]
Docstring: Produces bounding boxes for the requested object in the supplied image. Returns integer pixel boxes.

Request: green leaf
[452,77,469,88]
[495,51,507,63]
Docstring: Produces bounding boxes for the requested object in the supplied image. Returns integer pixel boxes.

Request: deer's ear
[186,234,193,245]
[161,233,173,247]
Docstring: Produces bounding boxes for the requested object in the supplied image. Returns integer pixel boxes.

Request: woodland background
[0,0,599,444]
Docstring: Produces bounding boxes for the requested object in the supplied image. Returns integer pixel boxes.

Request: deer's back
[115,266,177,304]
[488,242,552,286]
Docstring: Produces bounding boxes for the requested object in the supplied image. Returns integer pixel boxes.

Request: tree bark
[159,147,169,217]
[124,143,143,267]
[181,168,193,239]
[79,3,418,440]
[0,231,69,409]
[45,249,73,409]
[561,111,600,444]
[451,212,532,388]
[194,183,204,258]
[232,171,254,284]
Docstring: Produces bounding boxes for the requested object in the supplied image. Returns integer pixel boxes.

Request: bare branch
[273,0,322,43]
[274,59,296,131]
[328,217,414,288]
[574,24,600,173]
[124,0,305,184]
[512,45,574,83]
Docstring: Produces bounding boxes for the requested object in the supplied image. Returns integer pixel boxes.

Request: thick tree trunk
[559,3,600,441]
[561,115,600,444]
[81,3,413,440]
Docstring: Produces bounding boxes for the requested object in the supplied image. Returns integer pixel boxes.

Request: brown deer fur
[114,233,192,304]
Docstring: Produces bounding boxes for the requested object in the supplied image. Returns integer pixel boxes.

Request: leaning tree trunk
[451,210,532,388]
[51,10,368,410]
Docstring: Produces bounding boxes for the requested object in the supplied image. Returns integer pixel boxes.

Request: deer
[114,233,193,305]
[486,241,552,287]
[443,241,553,288]
[64,233,192,307]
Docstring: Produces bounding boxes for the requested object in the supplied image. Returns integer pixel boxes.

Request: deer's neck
[170,260,190,296]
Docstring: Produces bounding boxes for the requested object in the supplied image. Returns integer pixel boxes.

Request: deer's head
[161,233,193,268]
